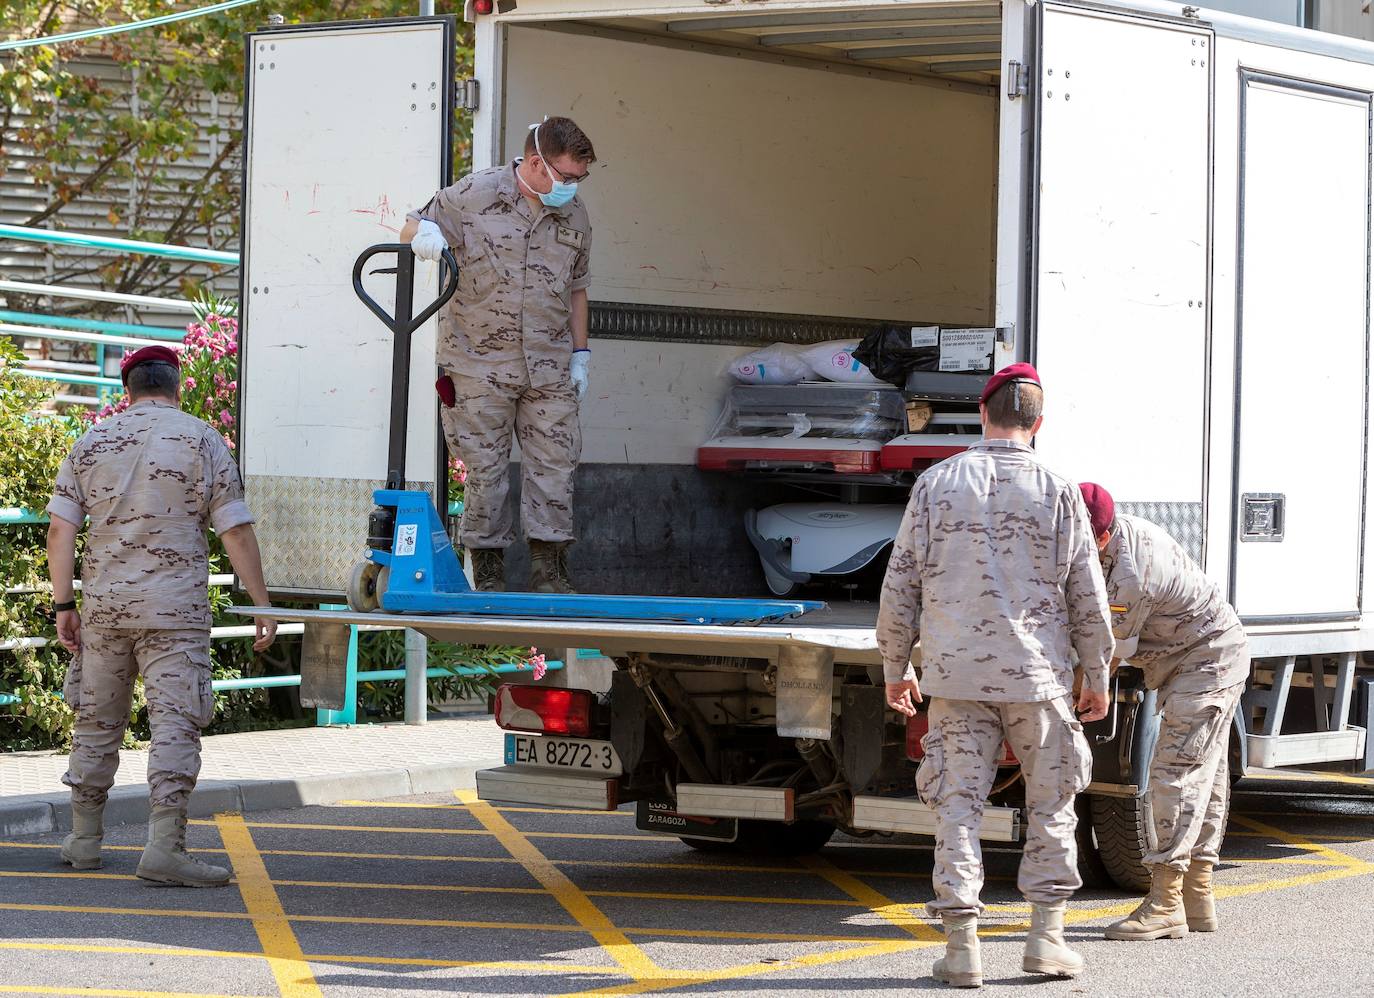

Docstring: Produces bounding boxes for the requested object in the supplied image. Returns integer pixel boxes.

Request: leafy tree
[0,1,474,311]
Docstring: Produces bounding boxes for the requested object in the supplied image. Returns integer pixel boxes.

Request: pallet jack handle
[351,243,460,489]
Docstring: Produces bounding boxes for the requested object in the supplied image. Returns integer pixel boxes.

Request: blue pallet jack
[345,243,824,626]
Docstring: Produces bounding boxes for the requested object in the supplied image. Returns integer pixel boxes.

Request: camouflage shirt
[1100,514,1249,693]
[407,162,592,389]
[46,399,254,630]
[876,439,1114,701]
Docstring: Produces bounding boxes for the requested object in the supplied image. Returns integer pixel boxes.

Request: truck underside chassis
[479,653,1156,885]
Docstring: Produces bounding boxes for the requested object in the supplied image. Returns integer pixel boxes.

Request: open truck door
[1026,2,1213,892]
[1030,2,1213,563]
[237,16,457,600]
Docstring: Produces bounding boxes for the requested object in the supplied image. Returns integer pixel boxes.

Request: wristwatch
[53,600,77,613]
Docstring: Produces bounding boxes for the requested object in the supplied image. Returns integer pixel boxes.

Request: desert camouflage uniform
[876,439,1114,916]
[1101,514,1249,870]
[47,399,254,809]
[408,162,591,548]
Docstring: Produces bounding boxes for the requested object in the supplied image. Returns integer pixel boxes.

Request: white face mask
[519,121,578,209]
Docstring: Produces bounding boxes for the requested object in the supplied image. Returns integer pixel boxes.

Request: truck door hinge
[456,78,479,112]
[1006,61,1029,100]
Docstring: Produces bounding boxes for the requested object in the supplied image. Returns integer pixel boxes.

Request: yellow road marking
[457,789,661,983]
[799,854,944,943]
[0,941,264,961]
[0,940,607,974]
[307,954,612,972]
[215,814,323,998]
[556,938,935,998]
[1225,829,1369,843]
[1244,769,1374,787]
[1229,812,1372,868]
[335,800,635,817]
[0,989,272,998]
[191,819,667,843]
[0,901,896,943]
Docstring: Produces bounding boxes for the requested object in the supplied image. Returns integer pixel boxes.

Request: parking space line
[215,814,323,998]
[1244,770,1374,787]
[0,989,273,998]
[0,941,265,961]
[1226,829,1369,843]
[799,854,944,943]
[194,819,666,843]
[457,790,660,985]
[305,955,611,972]
[1229,813,1371,868]
[336,800,634,817]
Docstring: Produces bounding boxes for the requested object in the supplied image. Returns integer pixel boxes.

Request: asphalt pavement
[0,769,1371,997]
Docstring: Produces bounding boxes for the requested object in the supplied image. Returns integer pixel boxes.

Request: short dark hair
[524,117,596,164]
[983,380,1043,431]
[126,361,180,399]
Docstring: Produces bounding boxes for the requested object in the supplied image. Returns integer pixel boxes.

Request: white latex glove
[410,218,447,262]
[570,349,591,401]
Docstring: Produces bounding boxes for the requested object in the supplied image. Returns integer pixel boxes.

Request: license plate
[636,799,738,843]
[504,733,623,775]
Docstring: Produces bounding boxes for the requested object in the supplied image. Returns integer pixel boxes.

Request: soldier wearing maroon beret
[46,345,277,887]
[876,362,1114,986]
[1078,482,1249,944]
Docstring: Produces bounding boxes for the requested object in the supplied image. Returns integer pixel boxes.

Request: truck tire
[1078,794,1152,892]
[680,819,835,857]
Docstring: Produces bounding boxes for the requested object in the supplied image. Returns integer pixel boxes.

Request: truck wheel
[681,819,835,857]
[1079,794,1152,892]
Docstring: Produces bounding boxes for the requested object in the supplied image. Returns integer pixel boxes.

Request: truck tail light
[495,684,591,737]
[474,0,494,13]
[905,712,1017,766]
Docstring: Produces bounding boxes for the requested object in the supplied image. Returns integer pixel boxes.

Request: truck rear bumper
[851,795,1022,841]
[475,765,619,810]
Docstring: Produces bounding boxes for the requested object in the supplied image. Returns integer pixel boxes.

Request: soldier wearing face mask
[401,116,595,594]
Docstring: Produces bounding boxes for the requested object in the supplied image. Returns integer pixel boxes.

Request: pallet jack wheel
[347,561,382,613]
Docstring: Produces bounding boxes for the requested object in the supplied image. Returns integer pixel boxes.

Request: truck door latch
[1240,493,1285,542]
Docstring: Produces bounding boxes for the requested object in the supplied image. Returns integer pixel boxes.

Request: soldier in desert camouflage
[876,363,1113,988]
[400,116,595,594]
[1077,483,1250,942]
[46,345,277,887]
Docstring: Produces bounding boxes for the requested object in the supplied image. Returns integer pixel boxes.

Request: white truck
[238,0,1374,890]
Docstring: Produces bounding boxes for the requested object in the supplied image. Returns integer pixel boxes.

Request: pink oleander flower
[529,653,547,682]
[184,377,197,390]
[219,409,233,426]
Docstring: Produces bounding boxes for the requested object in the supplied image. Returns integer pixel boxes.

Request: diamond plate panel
[1117,501,1204,564]
[247,475,433,595]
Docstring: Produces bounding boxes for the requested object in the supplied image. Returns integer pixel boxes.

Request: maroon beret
[436,374,456,408]
[120,344,181,385]
[979,362,1041,405]
[1079,482,1115,537]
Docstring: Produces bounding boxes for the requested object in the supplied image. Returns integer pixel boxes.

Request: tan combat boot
[529,540,575,594]
[1183,860,1217,932]
[1023,902,1084,977]
[932,913,982,988]
[60,800,103,870]
[136,806,231,888]
[1104,866,1188,940]
[470,548,505,592]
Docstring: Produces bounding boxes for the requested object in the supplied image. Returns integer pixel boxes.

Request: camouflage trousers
[63,627,213,810]
[441,372,581,550]
[918,695,1093,916]
[1143,680,1245,870]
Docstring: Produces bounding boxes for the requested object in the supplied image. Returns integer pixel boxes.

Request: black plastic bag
[852,327,940,388]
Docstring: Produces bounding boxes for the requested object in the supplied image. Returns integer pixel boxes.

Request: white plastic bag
[727,343,813,385]
[801,339,883,384]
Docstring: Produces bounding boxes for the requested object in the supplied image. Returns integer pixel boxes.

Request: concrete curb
[0,761,491,838]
